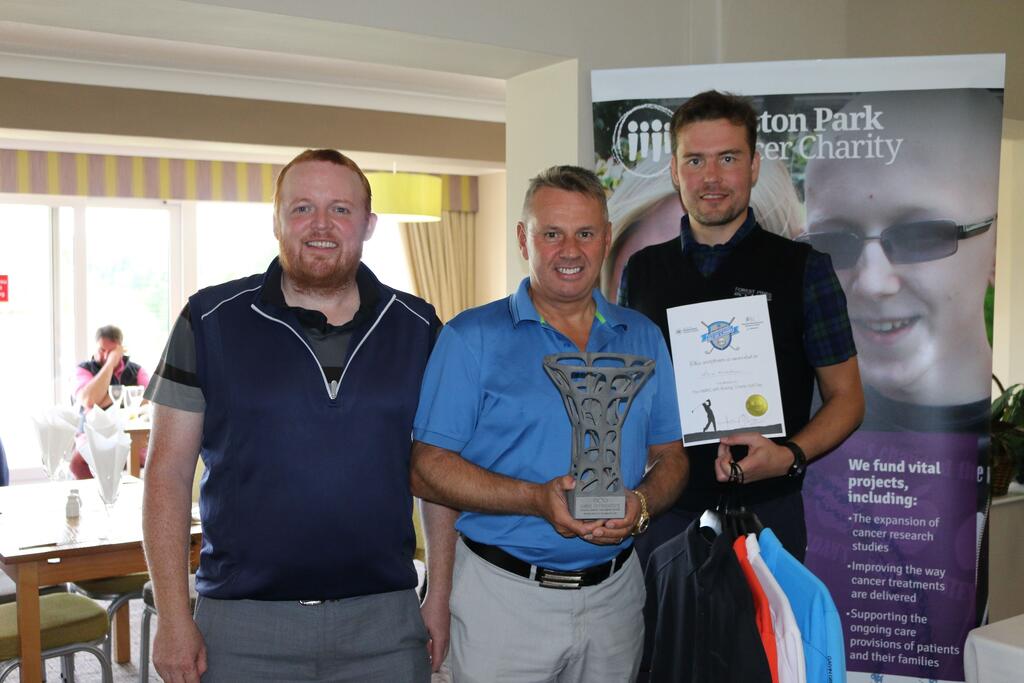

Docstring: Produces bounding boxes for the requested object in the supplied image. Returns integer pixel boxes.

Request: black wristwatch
[783,441,807,478]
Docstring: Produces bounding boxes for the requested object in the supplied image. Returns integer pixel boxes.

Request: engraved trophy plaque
[543,353,655,519]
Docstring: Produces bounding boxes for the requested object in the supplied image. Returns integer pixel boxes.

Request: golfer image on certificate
[702,399,716,432]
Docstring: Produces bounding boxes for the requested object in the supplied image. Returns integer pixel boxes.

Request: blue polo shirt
[758,529,846,683]
[414,278,681,570]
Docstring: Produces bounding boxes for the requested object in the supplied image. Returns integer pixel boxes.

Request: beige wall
[475,171,507,305]
[845,0,1024,121]
[705,0,1024,120]
[990,495,1024,621]
[717,0,848,63]
[994,120,1024,386]
[0,77,504,163]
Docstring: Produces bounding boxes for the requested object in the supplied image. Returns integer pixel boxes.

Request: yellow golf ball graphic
[746,394,768,417]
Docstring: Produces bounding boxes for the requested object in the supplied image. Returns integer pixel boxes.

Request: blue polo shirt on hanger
[413,278,681,571]
[757,528,846,683]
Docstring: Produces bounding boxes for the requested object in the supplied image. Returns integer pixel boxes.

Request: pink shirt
[73,359,151,396]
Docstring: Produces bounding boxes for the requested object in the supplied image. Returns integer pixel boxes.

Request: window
[84,206,173,373]
[0,196,417,478]
[0,205,55,472]
[362,217,416,294]
[195,202,277,290]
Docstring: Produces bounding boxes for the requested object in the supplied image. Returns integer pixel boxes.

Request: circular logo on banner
[611,103,675,178]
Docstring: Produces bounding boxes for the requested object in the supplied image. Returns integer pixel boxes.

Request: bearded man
[142,149,443,682]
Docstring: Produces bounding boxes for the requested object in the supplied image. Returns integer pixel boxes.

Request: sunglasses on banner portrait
[798,216,996,269]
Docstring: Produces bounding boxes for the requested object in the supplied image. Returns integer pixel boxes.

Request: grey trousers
[194,589,430,682]
[449,539,645,682]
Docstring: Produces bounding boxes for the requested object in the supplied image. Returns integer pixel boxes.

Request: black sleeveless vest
[625,225,815,510]
[78,356,144,386]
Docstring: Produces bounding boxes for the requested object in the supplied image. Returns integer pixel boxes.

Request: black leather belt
[462,536,633,590]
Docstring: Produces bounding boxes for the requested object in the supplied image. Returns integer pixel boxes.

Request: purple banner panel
[805,431,981,682]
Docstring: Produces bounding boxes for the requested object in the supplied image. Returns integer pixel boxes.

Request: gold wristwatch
[631,489,650,536]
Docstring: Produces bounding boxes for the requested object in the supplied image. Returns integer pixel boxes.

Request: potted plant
[991,378,1024,496]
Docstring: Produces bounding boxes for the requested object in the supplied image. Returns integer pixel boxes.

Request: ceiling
[0,0,568,172]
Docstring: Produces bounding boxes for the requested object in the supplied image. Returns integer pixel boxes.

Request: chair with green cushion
[138,575,197,683]
[0,593,113,682]
[0,572,67,606]
[70,572,149,664]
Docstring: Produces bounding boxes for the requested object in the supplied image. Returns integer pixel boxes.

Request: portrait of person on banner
[802,89,1002,434]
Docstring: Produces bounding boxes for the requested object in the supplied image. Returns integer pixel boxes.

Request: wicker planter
[992,458,1016,497]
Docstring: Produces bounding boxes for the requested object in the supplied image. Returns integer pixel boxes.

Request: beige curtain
[400,211,475,322]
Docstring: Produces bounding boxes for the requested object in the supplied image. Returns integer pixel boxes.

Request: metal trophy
[543,353,655,519]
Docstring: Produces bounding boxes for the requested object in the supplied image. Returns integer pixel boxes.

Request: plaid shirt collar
[680,208,757,277]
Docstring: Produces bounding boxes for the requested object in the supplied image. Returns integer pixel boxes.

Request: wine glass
[33,412,76,481]
[123,386,145,418]
[40,436,73,480]
[107,385,125,418]
[96,468,122,540]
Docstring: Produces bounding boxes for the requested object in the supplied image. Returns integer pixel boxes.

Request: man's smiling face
[518,187,611,310]
[274,160,376,291]
[671,118,760,240]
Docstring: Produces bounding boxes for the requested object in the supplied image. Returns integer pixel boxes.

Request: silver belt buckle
[537,569,585,590]
[298,599,323,606]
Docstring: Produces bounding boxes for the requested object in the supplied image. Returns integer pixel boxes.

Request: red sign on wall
[0,275,7,302]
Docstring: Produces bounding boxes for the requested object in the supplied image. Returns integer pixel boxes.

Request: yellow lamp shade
[365,172,442,223]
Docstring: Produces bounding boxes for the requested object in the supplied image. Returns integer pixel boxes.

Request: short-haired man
[412,165,688,681]
[71,324,150,478]
[619,90,864,562]
[143,149,442,681]
[75,325,150,410]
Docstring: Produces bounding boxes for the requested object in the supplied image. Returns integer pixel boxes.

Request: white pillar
[504,59,580,293]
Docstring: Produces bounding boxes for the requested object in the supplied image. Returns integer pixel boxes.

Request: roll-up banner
[593,54,1004,683]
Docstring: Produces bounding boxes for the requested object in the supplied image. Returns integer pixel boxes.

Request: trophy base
[568,491,626,520]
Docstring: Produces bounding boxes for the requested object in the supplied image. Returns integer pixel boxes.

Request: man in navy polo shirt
[142,149,442,682]
[412,165,688,681]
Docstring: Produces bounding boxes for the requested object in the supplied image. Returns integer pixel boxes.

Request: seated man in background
[70,324,150,478]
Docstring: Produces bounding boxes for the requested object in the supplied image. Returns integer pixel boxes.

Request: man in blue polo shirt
[411,165,688,681]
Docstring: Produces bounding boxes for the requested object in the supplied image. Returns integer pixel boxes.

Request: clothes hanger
[722,461,763,538]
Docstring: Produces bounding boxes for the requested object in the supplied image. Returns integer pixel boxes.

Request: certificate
[667,295,785,446]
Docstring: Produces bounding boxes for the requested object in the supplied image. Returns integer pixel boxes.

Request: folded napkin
[32,406,79,478]
[81,407,130,505]
[84,404,122,438]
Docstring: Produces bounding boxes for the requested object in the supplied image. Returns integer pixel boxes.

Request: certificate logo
[700,318,740,352]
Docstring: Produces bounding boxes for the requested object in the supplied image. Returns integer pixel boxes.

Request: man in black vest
[74,325,149,411]
[70,325,150,479]
[619,90,864,562]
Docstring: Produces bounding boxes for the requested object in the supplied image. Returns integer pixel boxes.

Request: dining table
[0,476,201,683]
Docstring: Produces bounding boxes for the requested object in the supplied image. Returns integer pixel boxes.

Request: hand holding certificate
[667,295,785,446]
